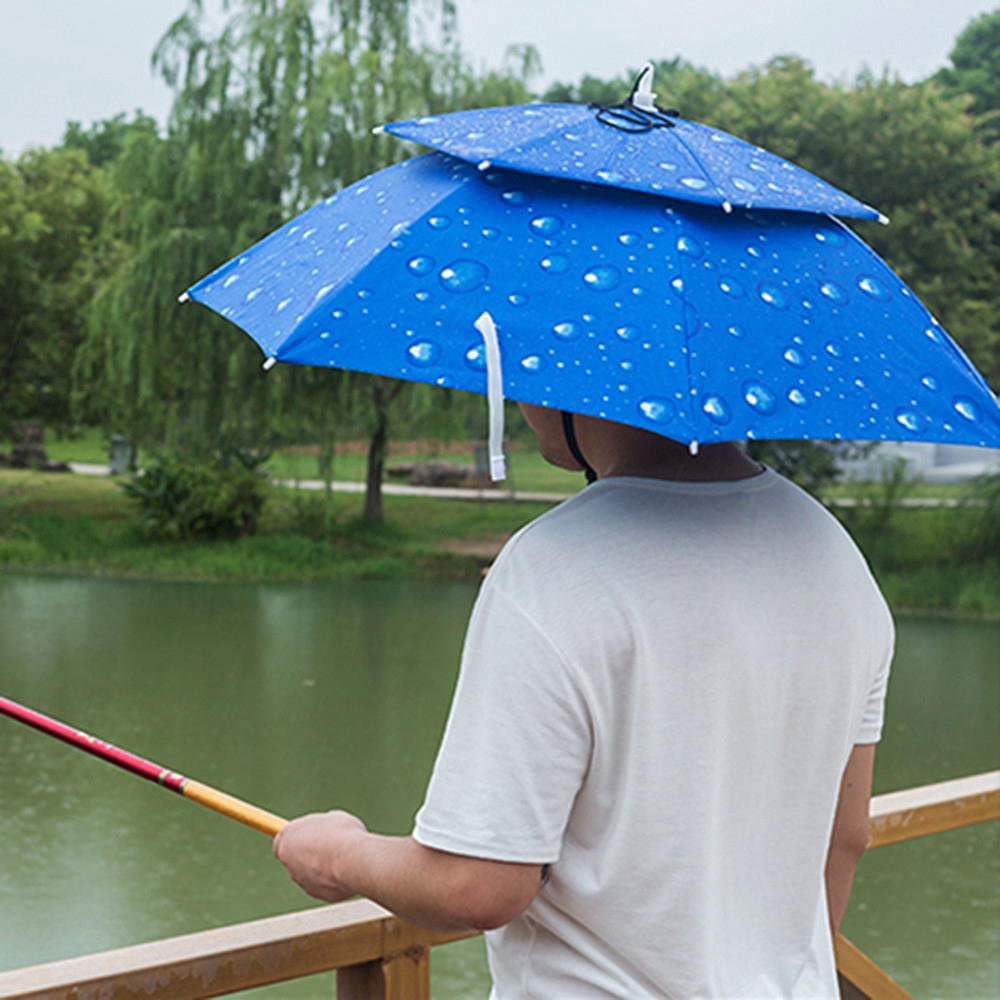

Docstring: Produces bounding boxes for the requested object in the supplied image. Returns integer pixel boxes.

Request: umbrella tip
[478,159,493,171]
[632,62,657,112]
[722,200,733,214]
[372,125,385,135]
[877,212,890,226]
[262,356,277,371]
[178,292,190,304]
[689,440,699,456]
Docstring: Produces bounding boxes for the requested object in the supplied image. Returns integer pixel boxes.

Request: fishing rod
[0,695,286,837]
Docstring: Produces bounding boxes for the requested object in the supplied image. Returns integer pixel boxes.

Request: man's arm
[273,810,543,932]
[825,743,876,935]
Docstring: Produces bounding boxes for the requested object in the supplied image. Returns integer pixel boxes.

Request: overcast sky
[1,0,995,156]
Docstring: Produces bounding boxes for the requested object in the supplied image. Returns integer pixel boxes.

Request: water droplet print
[501,189,532,206]
[743,382,777,415]
[953,397,982,423]
[583,266,621,291]
[719,276,746,298]
[813,227,847,248]
[702,394,732,424]
[439,260,488,293]
[787,388,809,408]
[540,254,571,275]
[530,215,564,236]
[758,283,788,309]
[819,281,849,305]
[782,347,807,369]
[680,177,709,190]
[464,344,486,371]
[677,235,703,258]
[617,325,640,342]
[407,255,435,276]
[638,398,675,424]
[595,169,625,184]
[894,409,926,434]
[618,232,641,247]
[553,322,581,341]
[407,341,441,367]
[921,374,940,391]
[520,355,544,373]
[858,275,892,301]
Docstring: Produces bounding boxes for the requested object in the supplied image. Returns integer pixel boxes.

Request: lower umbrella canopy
[185,153,1000,452]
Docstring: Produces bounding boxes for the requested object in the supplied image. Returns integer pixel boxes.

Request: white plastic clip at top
[632,63,657,111]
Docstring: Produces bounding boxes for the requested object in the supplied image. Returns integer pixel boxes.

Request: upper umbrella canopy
[184,152,1000,456]
[381,65,886,222]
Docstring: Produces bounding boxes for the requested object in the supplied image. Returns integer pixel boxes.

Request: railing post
[336,946,430,1000]
[384,946,431,1000]
[337,961,384,1000]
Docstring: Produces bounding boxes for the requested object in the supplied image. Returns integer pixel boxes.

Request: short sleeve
[854,610,894,744]
[413,581,592,863]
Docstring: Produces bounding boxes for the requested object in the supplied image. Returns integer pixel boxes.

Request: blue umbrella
[183,152,1000,476]
[380,65,885,222]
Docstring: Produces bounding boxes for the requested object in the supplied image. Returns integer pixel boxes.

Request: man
[274,404,893,999]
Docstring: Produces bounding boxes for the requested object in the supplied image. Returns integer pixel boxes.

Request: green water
[0,577,996,998]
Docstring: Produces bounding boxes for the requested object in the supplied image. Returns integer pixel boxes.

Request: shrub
[964,472,1000,562]
[120,449,269,541]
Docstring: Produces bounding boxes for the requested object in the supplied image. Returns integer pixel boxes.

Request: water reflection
[0,577,996,997]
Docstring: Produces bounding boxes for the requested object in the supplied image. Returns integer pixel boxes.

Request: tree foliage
[0,147,108,434]
[935,8,1000,121]
[74,0,537,518]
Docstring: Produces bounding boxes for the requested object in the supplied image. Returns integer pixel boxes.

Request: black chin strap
[561,411,598,484]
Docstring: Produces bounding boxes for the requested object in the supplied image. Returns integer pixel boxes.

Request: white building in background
[838,442,1000,484]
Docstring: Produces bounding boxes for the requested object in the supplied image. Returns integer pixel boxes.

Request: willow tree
[0,146,108,434]
[77,0,536,518]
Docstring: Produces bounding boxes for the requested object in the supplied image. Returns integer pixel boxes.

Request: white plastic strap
[474,311,507,481]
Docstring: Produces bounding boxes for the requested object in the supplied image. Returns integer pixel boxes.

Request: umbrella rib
[663,131,732,212]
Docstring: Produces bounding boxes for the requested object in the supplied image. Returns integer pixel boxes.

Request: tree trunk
[364,398,389,522]
[363,379,404,522]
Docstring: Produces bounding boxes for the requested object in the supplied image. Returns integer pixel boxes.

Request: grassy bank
[1,465,997,617]
[0,469,553,583]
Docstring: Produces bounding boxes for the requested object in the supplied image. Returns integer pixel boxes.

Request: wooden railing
[2,770,997,1000]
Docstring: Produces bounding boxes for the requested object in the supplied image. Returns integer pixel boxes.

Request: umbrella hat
[380,65,886,222]
[185,152,1000,472]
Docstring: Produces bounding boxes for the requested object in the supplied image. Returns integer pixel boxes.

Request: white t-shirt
[414,470,894,999]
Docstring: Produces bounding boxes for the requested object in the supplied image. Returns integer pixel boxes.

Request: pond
[0,576,996,998]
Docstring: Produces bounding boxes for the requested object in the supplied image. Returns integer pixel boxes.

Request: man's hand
[272,810,544,932]
[273,810,368,902]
